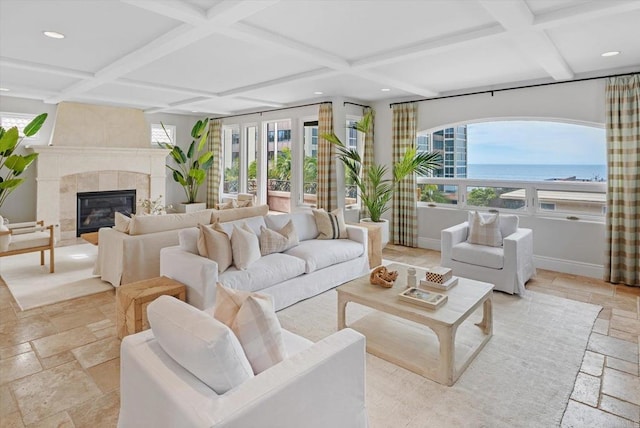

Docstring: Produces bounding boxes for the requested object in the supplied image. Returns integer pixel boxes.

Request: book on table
[398,287,448,309]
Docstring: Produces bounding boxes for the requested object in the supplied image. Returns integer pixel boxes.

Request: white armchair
[441,213,535,294]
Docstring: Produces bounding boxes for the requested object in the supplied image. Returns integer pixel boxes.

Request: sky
[466,121,606,165]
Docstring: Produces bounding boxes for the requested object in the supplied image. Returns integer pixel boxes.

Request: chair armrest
[210,328,367,428]
[503,228,533,257]
[441,222,469,265]
[346,225,367,246]
[160,246,219,310]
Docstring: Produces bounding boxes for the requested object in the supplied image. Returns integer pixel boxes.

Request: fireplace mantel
[27,145,170,239]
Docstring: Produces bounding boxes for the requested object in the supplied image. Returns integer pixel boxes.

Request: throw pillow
[212,283,253,328]
[113,212,131,233]
[312,208,347,239]
[231,222,261,270]
[197,223,233,273]
[259,220,299,256]
[467,211,502,247]
[236,199,253,208]
[216,199,237,210]
[231,295,287,374]
[147,295,254,394]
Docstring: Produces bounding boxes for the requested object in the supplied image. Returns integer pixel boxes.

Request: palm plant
[157,118,213,204]
[0,113,48,209]
[322,111,441,222]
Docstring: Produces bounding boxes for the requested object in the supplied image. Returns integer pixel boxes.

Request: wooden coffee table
[337,263,493,386]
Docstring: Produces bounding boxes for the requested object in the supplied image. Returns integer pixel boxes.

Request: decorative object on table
[138,195,172,215]
[0,113,48,251]
[399,287,448,309]
[407,267,417,288]
[321,110,441,247]
[420,276,459,291]
[156,118,213,210]
[369,265,398,288]
[425,266,453,284]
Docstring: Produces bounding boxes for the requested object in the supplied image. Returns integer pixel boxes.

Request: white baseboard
[416,238,604,280]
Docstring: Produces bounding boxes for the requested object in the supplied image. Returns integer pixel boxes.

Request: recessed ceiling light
[314,91,323,95]
[43,31,65,39]
[0,88,9,92]
[381,88,391,92]
[601,51,620,57]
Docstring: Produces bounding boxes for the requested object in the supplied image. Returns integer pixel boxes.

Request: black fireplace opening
[77,190,136,236]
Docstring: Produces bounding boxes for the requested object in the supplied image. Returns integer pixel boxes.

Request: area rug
[277,289,601,428]
[1,244,112,311]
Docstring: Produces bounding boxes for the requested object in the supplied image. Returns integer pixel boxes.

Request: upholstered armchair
[441,213,535,294]
[0,221,55,273]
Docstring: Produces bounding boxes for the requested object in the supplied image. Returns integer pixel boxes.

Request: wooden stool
[116,276,186,340]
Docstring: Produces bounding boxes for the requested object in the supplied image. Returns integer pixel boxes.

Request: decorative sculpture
[369,266,399,288]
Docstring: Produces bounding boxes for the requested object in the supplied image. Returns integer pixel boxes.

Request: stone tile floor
[0,244,638,427]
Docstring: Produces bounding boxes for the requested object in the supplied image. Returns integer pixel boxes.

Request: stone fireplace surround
[28,146,169,240]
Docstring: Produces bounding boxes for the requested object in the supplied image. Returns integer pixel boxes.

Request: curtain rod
[389,71,640,108]
[211,101,331,121]
[344,101,370,109]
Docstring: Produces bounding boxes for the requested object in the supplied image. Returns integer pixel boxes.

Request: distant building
[417,125,467,178]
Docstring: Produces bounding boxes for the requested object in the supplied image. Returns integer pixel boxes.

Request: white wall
[373,79,607,278]
[0,95,200,221]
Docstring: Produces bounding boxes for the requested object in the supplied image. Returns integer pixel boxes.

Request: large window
[222,125,240,195]
[417,120,607,219]
[245,125,258,196]
[1,112,41,139]
[151,123,175,145]
[266,119,292,198]
[345,117,364,207]
[302,121,318,206]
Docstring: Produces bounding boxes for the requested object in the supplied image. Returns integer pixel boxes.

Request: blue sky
[467,121,606,165]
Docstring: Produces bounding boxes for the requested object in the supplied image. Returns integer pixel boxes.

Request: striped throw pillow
[259,220,299,255]
[312,208,347,239]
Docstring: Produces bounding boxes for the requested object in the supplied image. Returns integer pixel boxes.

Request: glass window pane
[345,118,363,207]
[467,186,526,210]
[303,121,318,207]
[222,125,239,195]
[418,184,458,205]
[266,119,292,213]
[246,126,257,196]
[536,189,606,216]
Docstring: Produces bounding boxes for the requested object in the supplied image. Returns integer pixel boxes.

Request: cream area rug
[278,289,601,428]
[1,244,112,310]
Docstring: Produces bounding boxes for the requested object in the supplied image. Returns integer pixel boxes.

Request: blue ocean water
[467,164,606,181]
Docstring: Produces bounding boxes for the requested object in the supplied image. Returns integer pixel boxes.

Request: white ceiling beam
[224,23,350,70]
[353,70,439,98]
[145,96,231,115]
[218,68,339,97]
[120,0,207,25]
[534,0,640,29]
[0,57,93,80]
[351,24,505,70]
[235,97,285,108]
[46,0,280,104]
[115,78,219,98]
[478,0,573,80]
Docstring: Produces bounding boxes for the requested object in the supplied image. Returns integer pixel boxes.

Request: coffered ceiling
[1,0,639,116]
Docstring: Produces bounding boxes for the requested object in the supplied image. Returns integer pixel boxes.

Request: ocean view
[467,164,607,182]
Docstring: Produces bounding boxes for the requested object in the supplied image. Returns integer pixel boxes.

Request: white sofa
[160,210,369,310]
[93,205,268,286]
[440,214,535,295]
[118,301,367,428]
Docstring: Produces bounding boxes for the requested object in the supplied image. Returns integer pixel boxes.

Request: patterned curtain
[361,107,375,219]
[391,103,418,247]
[317,103,337,211]
[605,74,640,286]
[206,119,223,209]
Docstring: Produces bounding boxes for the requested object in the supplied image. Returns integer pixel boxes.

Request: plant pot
[0,216,11,252]
[175,202,207,213]
[361,218,389,248]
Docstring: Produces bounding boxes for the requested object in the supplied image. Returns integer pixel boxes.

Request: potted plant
[322,111,441,247]
[157,118,213,212]
[0,113,48,251]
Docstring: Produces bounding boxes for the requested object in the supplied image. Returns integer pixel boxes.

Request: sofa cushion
[452,242,504,269]
[8,231,51,251]
[197,223,233,273]
[146,295,254,395]
[467,211,502,247]
[313,208,347,239]
[230,223,261,270]
[216,200,237,210]
[259,220,298,256]
[211,204,269,224]
[211,283,255,328]
[129,210,213,235]
[114,212,131,233]
[178,227,199,254]
[499,214,519,238]
[219,253,306,293]
[232,295,287,374]
[266,211,318,242]
[284,239,364,274]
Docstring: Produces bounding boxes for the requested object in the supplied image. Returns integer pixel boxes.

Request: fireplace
[76,190,136,236]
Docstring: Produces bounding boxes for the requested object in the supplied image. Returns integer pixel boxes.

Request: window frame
[1,112,42,140]
[150,123,176,146]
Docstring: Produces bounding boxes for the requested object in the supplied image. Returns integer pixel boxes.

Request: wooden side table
[348,222,382,269]
[116,276,187,340]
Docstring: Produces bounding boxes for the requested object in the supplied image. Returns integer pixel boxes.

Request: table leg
[475,296,493,335]
[434,325,456,386]
[337,295,347,330]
